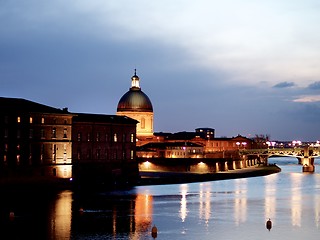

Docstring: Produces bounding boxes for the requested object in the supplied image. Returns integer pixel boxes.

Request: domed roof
[117,71,153,112]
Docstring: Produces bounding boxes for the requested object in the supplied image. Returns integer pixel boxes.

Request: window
[77,132,81,141]
[141,118,145,129]
[130,133,134,143]
[40,145,44,163]
[122,133,126,142]
[41,117,45,124]
[17,116,21,123]
[87,133,91,142]
[16,155,20,165]
[4,129,8,138]
[63,129,67,138]
[29,117,33,124]
[41,129,45,138]
[29,154,32,165]
[113,133,117,142]
[96,149,101,159]
[105,134,108,142]
[96,132,100,142]
[4,144,8,152]
[130,150,134,160]
[17,129,20,139]
[52,128,56,138]
[29,129,33,139]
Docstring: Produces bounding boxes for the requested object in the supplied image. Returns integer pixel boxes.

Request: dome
[117,71,153,112]
[117,88,153,112]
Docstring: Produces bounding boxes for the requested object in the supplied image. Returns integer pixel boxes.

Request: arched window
[141,118,145,129]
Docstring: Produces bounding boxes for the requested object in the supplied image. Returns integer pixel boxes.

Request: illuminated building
[137,142,203,158]
[117,70,154,143]
[139,130,253,159]
[0,97,139,188]
[0,97,73,185]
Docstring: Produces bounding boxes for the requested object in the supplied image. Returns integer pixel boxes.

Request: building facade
[72,113,139,188]
[0,97,73,186]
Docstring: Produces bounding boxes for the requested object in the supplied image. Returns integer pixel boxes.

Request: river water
[1,157,319,240]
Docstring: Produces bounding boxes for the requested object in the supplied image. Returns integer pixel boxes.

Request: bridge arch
[240,146,319,173]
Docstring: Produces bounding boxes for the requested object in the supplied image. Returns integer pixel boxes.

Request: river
[1,157,319,240]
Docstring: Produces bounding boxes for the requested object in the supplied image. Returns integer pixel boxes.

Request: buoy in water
[9,211,14,221]
[79,208,84,215]
[151,224,158,238]
[266,218,272,231]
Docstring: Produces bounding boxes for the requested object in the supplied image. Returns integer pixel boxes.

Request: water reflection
[132,194,153,239]
[234,178,247,226]
[199,183,211,225]
[179,184,188,222]
[49,191,72,239]
[264,173,277,224]
[290,173,302,227]
[1,158,320,239]
[315,193,320,228]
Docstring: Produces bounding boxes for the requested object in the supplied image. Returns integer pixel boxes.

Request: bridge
[240,146,320,172]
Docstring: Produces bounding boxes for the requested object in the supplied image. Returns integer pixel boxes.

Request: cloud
[293,95,320,103]
[308,81,320,90]
[3,0,320,88]
[272,82,295,88]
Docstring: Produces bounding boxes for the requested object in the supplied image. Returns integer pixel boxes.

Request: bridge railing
[240,147,320,157]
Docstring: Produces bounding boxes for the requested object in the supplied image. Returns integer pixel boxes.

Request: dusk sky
[1,1,320,141]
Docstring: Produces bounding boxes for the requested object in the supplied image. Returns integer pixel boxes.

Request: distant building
[117,70,154,142]
[137,142,204,158]
[138,130,253,159]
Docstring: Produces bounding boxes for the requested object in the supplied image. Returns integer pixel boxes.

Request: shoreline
[137,164,281,186]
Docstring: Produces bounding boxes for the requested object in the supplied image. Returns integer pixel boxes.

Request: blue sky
[1,0,320,141]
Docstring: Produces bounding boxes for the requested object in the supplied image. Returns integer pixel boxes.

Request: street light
[242,142,247,149]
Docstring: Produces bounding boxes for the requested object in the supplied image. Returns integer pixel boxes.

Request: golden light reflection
[49,190,72,239]
[180,184,188,222]
[133,194,153,239]
[291,173,302,227]
[264,174,277,222]
[234,178,247,226]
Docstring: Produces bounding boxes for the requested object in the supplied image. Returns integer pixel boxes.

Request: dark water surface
[1,157,319,240]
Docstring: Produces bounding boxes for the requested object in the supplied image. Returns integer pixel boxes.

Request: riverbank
[138,164,281,186]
